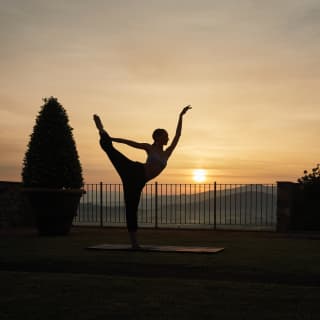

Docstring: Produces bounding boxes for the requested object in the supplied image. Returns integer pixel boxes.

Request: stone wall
[277,181,320,232]
[276,182,297,232]
[0,181,34,228]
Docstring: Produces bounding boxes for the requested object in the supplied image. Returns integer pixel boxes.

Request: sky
[1,0,320,184]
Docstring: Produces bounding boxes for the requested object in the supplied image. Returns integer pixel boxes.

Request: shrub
[22,97,84,188]
[298,164,320,185]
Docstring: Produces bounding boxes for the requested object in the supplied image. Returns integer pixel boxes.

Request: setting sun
[192,169,207,183]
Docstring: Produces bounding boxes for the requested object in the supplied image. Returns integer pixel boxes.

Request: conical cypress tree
[22,97,84,188]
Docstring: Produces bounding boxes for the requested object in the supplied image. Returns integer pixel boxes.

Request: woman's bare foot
[131,244,142,250]
[129,231,141,250]
[93,114,104,131]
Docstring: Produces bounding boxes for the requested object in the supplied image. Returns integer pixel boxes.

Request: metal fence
[74,182,277,231]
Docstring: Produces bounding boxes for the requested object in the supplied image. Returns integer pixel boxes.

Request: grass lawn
[1,227,320,319]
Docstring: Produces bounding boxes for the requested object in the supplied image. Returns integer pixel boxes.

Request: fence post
[213,181,217,230]
[100,181,103,228]
[155,182,158,229]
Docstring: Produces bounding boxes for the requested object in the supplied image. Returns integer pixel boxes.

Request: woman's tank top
[145,149,168,181]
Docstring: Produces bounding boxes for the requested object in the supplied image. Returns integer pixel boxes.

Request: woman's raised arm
[165,105,191,157]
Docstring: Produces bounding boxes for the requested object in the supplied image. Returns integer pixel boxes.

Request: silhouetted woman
[94,105,191,248]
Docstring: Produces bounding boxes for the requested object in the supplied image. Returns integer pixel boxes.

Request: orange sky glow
[1,0,319,185]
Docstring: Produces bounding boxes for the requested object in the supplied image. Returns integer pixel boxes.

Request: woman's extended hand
[180,105,192,116]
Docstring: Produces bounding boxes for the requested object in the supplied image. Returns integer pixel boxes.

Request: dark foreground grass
[1,227,320,319]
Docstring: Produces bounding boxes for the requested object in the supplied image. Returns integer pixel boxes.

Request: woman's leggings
[99,131,146,232]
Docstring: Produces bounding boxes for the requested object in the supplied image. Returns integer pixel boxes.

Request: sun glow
[192,169,207,183]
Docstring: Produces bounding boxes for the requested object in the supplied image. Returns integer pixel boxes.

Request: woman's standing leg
[123,182,144,248]
[122,162,146,248]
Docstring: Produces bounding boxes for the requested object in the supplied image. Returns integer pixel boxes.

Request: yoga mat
[87,244,224,254]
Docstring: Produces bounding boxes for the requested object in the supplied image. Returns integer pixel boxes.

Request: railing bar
[112,184,115,224]
[260,184,262,225]
[218,184,220,225]
[167,184,169,224]
[203,184,206,224]
[96,183,98,223]
[178,184,181,224]
[199,184,202,224]
[109,184,112,223]
[203,184,205,224]
[224,185,226,225]
[159,184,162,225]
[229,184,232,225]
[105,184,108,224]
[151,184,154,224]
[266,185,269,225]
[117,184,120,223]
[234,184,237,225]
[208,183,211,225]
[189,184,192,224]
[89,184,92,223]
[239,184,242,225]
[196,184,198,224]
[185,184,187,225]
[249,184,252,224]
[170,184,173,224]
[255,184,258,225]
